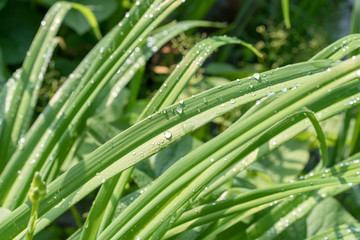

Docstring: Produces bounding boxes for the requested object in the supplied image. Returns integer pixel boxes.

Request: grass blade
[97,57,360,239]
[310,34,360,60]
[305,223,360,240]
[0,0,185,210]
[281,0,291,29]
[0,52,355,238]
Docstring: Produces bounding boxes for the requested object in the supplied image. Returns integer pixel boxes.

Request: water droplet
[176,106,183,114]
[253,73,260,80]
[164,131,172,139]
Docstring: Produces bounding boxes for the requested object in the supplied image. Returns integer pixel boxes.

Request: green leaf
[281,0,291,29]
[306,198,359,238]
[0,0,186,210]
[239,154,360,240]
[251,139,309,184]
[310,34,360,60]
[351,0,360,35]
[44,0,117,36]
[78,22,232,240]
[68,3,103,39]
[305,223,360,240]
[205,62,264,79]
[151,136,203,177]
[97,57,360,239]
[133,168,154,188]
[0,207,11,222]
[0,45,10,85]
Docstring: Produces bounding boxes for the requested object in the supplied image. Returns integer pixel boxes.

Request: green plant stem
[98,171,131,233]
[25,200,40,240]
[350,109,360,155]
[70,206,83,228]
[303,109,328,170]
[25,172,46,240]
[331,111,351,166]
[281,0,291,29]
[351,0,360,36]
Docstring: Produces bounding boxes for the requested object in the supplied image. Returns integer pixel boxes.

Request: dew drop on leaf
[176,106,183,114]
[164,131,172,139]
[253,73,260,80]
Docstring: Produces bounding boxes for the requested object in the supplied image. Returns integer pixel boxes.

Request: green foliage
[0,1,360,240]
